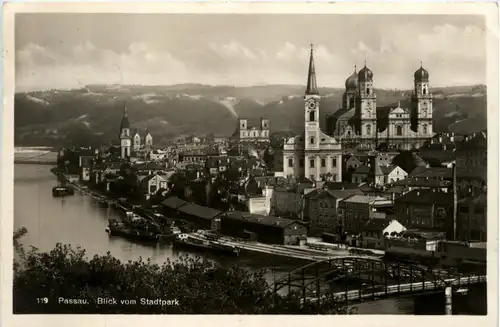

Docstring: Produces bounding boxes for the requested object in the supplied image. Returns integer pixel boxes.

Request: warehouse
[220,211,308,245]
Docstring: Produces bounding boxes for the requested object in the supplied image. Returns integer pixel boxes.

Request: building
[283,45,343,182]
[338,195,392,234]
[132,129,153,151]
[456,131,487,169]
[176,202,223,231]
[119,102,132,159]
[305,188,363,232]
[138,173,168,200]
[220,211,308,245]
[361,219,406,249]
[457,192,487,242]
[385,230,443,251]
[351,156,407,186]
[326,63,434,151]
[394,189,454,238]
[231,118,270,143]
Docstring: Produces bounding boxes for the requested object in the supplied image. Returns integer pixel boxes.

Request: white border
[2,2,499,327]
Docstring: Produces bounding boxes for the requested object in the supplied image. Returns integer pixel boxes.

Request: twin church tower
[284,44,434,182]
[119,102,153,159]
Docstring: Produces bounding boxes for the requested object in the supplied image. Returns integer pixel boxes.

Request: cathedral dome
[345,69,358,90]
[358,65,373,82]
[414,65,429,82]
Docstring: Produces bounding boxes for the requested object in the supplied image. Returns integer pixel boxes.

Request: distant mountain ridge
[14,84,487,147]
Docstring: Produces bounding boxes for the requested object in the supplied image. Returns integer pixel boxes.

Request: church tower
[119,102,132,159]
[304,44,321,180]
[356,62,377,143]
[343,65,358,109]
[411,63,433,138]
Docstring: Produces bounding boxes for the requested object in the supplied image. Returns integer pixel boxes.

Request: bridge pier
[445,286,452,315]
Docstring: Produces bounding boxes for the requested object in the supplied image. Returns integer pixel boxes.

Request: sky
[15,14,486,92]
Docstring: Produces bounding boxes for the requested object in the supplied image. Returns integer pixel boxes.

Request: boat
[52,173,75,197]
[105,219,160,243]
[173,234,240,257]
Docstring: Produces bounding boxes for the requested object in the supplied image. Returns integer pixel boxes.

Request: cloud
[15,20,486,91]
[208,40,259,60]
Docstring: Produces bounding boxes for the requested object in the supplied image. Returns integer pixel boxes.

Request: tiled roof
[161,196,188,209]
[178,203,222,220]
[363,219,392,232]
[223,211,305,229]
[394,189,453,205]
[343,195,387,204]
[353,164,371,175]
[393,177,451,188]
[323,182,363,190]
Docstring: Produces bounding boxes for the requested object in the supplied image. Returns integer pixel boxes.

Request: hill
[14,84,487,147]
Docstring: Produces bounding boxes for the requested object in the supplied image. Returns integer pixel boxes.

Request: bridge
[272,256,486,304]
[14,151,58,165]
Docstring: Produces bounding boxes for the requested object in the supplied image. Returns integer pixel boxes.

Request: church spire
[305,43,319,95]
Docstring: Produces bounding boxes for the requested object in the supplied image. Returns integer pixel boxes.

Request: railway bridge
[272,256,486,304]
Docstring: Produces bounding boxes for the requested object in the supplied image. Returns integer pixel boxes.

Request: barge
[105,219,181,243]
[173,234,240,257]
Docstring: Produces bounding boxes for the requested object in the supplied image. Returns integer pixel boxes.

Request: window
[310,137,315,144]
[396,125,403,136]
[288,158,293,167]
[310,159,315,168]
[299,159,304,167]
[332,157,337,167]
[423,124,428,134]
[367,88,371,95]
[321,158,326,167]
[309,111,315,122]
[366,124,371,135]
[423,88,427,95]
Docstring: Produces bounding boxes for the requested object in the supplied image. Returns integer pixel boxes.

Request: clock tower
[356,62,377,140]
[119,101,132,160]
[411,63,433,137]
[304,44,321,179]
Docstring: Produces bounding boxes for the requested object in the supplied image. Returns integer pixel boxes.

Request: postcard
[1,2,498,327]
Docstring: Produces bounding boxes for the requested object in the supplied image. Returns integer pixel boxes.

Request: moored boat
[52,186,75,197]
[173,234,240,257]
[105,219,159,243]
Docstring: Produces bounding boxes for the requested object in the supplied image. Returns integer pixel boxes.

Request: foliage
[13,228,356,314]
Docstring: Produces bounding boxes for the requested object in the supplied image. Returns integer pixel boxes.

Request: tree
[13,228,356,314]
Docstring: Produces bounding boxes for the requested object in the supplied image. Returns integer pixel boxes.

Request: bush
[13,228,356,314]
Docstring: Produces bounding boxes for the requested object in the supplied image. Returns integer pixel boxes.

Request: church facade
[326,63,434,150]
[231,117,270,143]
[119,102,153,159]
[283,46,343,182]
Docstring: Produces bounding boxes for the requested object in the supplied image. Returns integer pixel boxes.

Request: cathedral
[326,62,434,150]
[283,46,343,182]
[119,102,153,159]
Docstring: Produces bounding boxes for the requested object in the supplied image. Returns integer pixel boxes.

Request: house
[176,202,223,231]
[455,131,487,170]
[457,192,487,242]
[351,164,371,183]
[394,189,454,238]
[361,219,406,250]
[138,173,168,200]
[305,188,363,232]
[269,186,305,219]
[220,211,308,245]
[161,196,188,216]
[385,229,444,251]
[338,195,392,234]
[391,151,429,175]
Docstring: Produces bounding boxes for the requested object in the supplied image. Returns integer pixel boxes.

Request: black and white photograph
[2,2,498,321]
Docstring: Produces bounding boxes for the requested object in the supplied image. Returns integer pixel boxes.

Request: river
[13,163,487,314]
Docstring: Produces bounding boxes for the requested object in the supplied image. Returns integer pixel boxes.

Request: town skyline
[16,14,486,92]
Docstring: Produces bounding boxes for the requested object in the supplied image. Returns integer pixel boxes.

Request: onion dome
[345,66,358,90]
[358,63,373,82]
[414,63,429,82]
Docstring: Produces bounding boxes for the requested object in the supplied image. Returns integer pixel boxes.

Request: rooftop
[223,211,305,228]
[161,196,188,210]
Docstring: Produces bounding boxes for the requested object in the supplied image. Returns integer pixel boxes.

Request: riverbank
[53,169,382,263]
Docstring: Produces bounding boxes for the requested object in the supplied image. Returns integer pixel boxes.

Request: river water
[13,163,487,315]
